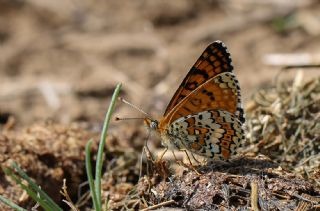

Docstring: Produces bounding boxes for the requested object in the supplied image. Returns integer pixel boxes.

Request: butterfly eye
[150,120,158,130]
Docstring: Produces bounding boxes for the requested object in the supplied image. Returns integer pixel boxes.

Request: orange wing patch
[164,41,234,116]
[161,72,239,127]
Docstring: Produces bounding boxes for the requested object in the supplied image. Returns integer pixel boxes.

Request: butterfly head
[144,118,159,131]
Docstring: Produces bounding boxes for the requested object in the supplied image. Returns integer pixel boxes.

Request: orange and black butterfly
[143,41,245,160]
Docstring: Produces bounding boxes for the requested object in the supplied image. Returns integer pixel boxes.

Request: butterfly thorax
[144,118,184,150]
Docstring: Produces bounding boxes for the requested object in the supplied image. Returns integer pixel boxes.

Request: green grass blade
[2,166,57,211]
[85,139,99,210]
[0,195,27,211]
[11,163,62,211]
[95,83,122,209]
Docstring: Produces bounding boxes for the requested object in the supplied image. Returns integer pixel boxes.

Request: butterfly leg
[139,134,155,178]
[170,150,190,166]
[158,147,168,161]
[190,152,201,164]
[144,145,154,162]
[171,150,183,166]
[182,150,201,175]
[182,150,194,166]
[171,150,201,175]
[144,132,155,162]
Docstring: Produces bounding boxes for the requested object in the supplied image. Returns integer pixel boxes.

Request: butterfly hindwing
[169,110,244,160]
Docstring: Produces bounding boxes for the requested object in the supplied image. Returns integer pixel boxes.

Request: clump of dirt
[137,157,320,210]
[0,122,98,209]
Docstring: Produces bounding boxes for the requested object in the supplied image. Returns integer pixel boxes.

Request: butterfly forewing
[163,72,244,125]
[164,41,234,116]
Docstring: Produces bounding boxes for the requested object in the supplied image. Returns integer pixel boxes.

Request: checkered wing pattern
[154,41,245,160]
[168,110,244,160]
[164,41,234,116]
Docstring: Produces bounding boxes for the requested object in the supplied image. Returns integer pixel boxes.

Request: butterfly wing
[158,41,245,160]
[168,110,244,160]
[160,72,245,127]
[164,41,234,116]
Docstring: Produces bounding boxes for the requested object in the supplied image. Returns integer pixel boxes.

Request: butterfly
[144,41,245,161]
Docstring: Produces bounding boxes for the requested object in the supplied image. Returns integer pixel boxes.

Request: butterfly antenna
[115,117,145,121]
[118,97,152,118]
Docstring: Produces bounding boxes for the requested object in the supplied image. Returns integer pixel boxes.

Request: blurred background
[0,0,319,126]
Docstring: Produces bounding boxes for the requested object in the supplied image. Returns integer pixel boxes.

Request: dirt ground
[0,0,320,210]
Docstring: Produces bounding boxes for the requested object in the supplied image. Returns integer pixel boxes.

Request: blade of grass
[85,139,99,210]
[11,163,62,211]
[95,83,122,209]
[2,166,56,211]
[0,195,27,211]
